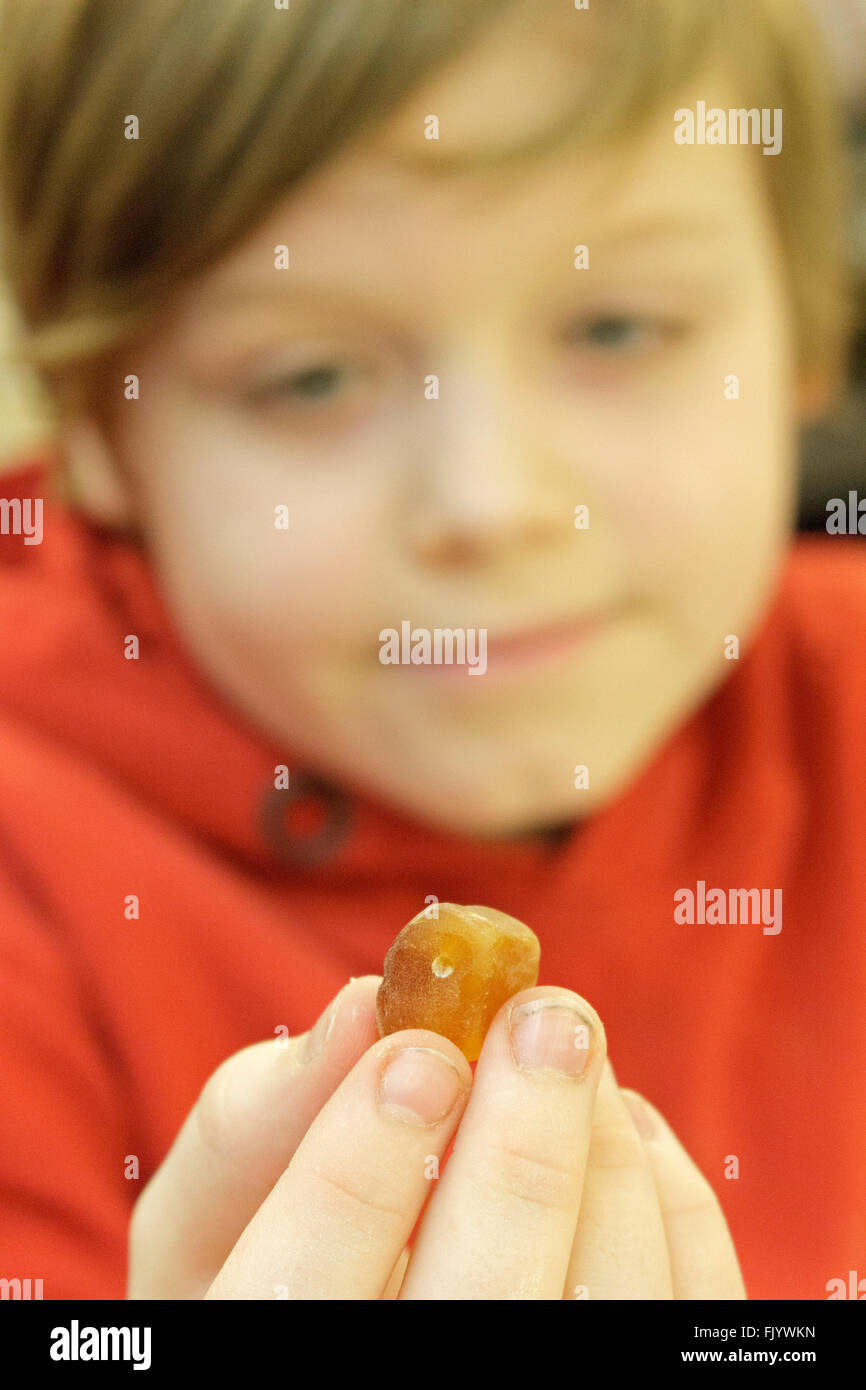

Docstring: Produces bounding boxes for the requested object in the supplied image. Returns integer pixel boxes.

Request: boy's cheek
[615,405,792,582]
[144,477,378,640]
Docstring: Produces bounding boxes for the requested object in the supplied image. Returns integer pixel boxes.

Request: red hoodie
[0,455,864,1301]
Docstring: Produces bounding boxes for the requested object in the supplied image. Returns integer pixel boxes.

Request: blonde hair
[0,0,853,424]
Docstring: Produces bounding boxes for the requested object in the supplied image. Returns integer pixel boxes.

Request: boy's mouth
[482,614,607,677]
[382,612,610,684]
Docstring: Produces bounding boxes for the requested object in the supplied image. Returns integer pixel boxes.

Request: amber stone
[376,903,541,1062]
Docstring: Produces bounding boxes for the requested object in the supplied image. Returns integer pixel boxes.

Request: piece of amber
[376,903,541,1062]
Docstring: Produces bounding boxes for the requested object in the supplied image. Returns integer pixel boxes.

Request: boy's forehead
[365,0,597,166]
[203,84,758,296]
[183,24,765,325]
[190,5,621,290]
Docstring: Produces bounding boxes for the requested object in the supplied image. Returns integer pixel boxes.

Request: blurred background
[796,0,866,527]
[0,0,863,531]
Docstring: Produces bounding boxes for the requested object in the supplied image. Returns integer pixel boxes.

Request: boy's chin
[418,805,585,843]
[390,778,597,842]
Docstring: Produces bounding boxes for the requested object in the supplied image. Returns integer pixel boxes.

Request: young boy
[0,0,863,1300]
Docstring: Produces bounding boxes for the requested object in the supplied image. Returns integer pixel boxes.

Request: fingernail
[622,1089,658,1141]
[301,987,345,1064]
[508,996,597,1077]
[378,1046,464,1125]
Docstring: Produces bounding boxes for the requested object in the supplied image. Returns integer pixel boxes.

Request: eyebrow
[195,213,738,317]
[593,211,739,249]
[195,278,367,315]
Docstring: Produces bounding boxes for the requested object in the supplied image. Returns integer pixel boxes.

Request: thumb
[126,976,382,1298]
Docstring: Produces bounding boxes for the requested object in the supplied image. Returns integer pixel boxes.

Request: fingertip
[346,973,384,990]
[371,1027,473,1086]
[501,984,607,1062]
[295,975,383,1069]
[337,974,385,1031]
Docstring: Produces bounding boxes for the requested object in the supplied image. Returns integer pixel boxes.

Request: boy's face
[86,23,801,837]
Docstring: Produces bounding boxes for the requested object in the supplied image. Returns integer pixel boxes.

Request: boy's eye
[569,315,666,352]
[253,362,354,404]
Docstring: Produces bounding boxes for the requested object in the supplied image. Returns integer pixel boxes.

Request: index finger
[205,1029,472,1299]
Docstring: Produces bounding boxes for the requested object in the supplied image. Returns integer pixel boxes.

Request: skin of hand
[126,976,745,1300]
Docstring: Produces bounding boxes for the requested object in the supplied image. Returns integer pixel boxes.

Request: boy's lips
[389,611,611,682]
[483,613,608,676]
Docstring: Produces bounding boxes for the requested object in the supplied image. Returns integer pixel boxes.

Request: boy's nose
[403,371,569,564]
[407,503,562,566]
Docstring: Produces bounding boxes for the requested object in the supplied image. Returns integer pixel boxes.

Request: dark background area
[798,102,866,532]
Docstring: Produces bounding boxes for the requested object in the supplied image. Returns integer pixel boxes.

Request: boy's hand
[126,977,745,1299]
